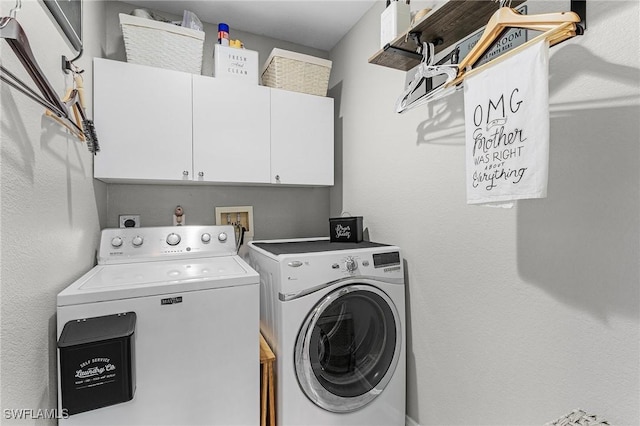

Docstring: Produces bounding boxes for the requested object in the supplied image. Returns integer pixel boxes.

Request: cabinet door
[93,59,193,182]
[192,76,270,184]
[270,89,334,186]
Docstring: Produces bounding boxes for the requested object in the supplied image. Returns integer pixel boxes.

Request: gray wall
[103,1,332,238]
[0,0,107,422]
[106,184,329,239]
[329,0,639,425]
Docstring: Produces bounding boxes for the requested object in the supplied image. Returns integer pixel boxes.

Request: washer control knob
[166,233,181,246]
[111,236,123,248]
[132,236,144,247]
[218,232,228,242]
[345,257,358,272]
[201,233,211,243]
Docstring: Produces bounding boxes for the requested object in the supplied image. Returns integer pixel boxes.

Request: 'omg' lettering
[473,88,523,128]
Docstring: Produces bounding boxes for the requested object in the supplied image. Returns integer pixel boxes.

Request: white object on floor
[545,408,610,426]
[463,39,550,207]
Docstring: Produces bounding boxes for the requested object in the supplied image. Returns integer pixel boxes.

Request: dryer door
[294,284,401,412]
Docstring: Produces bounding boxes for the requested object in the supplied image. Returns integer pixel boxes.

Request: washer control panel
[99,225,235,264]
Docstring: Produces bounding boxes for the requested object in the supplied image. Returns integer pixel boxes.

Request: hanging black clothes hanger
[1,8,69,116]
[1,0,98,152]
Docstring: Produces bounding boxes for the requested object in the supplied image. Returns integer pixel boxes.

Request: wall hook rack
[383,36,442,62]
[389,0,586,112]
[369,0,586,72]
[62,48,84,74]
[1,13,98,153]
[571,0,587,32]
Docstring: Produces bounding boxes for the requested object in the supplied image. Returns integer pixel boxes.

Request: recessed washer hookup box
[329,216,363,243]
[58,312,136,416]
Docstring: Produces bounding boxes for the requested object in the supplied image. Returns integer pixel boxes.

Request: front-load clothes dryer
[247,238,406,426]
[56,225,259,425]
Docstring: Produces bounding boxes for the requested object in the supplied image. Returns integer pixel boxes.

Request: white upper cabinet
[270,89,334,186]
[192,76,271,184]
[94,58,193,182]
[93,59,333,186]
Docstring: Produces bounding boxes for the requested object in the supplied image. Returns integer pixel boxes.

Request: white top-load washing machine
[247,238,406,426]
[56,225,259,425]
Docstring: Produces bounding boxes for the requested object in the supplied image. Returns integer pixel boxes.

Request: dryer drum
[295,284,401,413]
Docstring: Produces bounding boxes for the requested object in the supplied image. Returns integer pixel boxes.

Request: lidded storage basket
[261,48,332,96]
[119,13,204,74]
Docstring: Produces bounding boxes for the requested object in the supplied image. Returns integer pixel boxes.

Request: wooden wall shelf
[368,0,525,71]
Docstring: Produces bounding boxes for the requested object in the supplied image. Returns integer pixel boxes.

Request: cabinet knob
[183,171,189,176]
[198,171,204,177]
[275,175,280,182]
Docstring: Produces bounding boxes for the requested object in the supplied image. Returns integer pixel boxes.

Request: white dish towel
[464,39,550,207]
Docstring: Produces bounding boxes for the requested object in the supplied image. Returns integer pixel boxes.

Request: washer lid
[57,256,258,306]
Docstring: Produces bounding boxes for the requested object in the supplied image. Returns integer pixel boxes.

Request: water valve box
[329,216,363,243]
[58,313,137,416]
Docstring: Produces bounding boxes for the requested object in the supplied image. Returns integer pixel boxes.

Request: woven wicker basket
[261,49,332,97]
[119,14,204,74]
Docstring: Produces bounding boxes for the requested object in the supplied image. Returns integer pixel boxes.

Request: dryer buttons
[345,257,358,272]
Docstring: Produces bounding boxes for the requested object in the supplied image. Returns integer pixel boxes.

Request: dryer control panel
[329,252,401,274]
[277,249,404,298]
[248,239,404,299]
[98,225,237,264]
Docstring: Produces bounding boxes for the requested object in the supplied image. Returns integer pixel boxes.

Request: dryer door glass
[295,284,401,412]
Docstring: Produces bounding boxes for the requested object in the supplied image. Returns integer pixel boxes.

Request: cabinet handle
[183,171,189,176]
[198,172,204,177]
